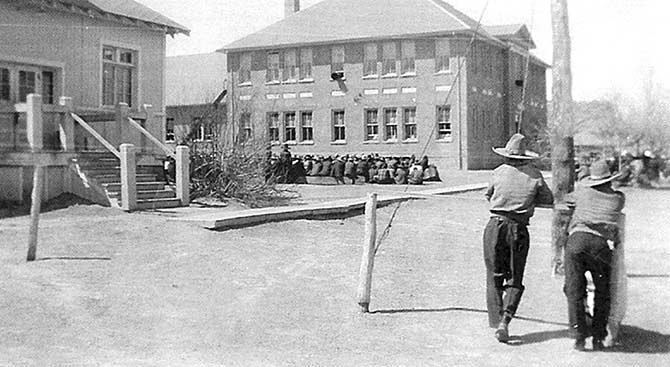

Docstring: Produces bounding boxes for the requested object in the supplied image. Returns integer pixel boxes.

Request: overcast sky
[138,0,669,102]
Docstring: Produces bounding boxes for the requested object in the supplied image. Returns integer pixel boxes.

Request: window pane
[401,40,415,73]
[268,112,280,142]
[331,45,345,73]
[301,111,313,141]
[267,52,280,82]
[115,67,132,106]
[18,71,36,103]
[382,42,397,75]
[103,47,115,61]
[437,106,452,140]
[364,44,377,76]
[284,112,296,141]
[119,50,133,64]
[299,48,312,79]
[0,68,10,101]
[102,64,115,105]
[333,110,345,141]
[365,109,378,141]
[384,108,398,140]
[41,71,54,104]
[166,117,175,142]
[239,53,252,83]
[404,107,417,139]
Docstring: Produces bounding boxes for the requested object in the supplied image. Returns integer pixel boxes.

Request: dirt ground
[0,183,668,366]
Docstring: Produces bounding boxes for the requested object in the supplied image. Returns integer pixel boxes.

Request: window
[192,117,213,141]
[384,108,398,140]
[282,49,297,82]
[436,38,451,72]
[239,53,251,84]
[300,111,313,142]
[284,112,297,142]
[363,43,378,77]
[382,42,397,76]
[268,112,280,143]
[403,107,417,140]
[437,106,452,140]
[332,110,345,142]
[0,68,9,101]
[166,117,175,142]
[299,48,313,80]
[18,70,36,103]
[364,109,379,141]
[240,113,252,141]
[401,41,415,75]
[41,71,54,104]
[331,45,345,74]
[102,46,136,107]
[266,52,280,83]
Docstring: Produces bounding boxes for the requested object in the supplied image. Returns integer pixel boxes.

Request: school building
[220,0,548,170]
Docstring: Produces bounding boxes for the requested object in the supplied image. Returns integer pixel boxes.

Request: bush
[189,140,295,208]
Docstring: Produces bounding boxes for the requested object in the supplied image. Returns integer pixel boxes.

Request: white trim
[0,55,65,70]
[363,89,379,95]
[401,87,416,94]
[427,0,470,29]
[283,93,297,99]
[382,88,398,95]
[299,91,313,98]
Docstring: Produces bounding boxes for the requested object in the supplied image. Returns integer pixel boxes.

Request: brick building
[220,0,548,170]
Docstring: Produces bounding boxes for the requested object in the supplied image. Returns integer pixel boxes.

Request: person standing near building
[563,159,625,351]
[331,155,345,184]
[483,134,554,343]
[279,144,292,183]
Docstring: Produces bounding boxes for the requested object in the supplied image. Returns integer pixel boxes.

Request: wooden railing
[71,112,120,158]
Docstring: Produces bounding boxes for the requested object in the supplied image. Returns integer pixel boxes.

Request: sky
[138,0,670,102]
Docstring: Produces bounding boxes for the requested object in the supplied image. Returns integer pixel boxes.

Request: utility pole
[550,0,576,275]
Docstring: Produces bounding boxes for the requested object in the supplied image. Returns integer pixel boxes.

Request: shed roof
[485,24,536,49]
[220,0,496,52]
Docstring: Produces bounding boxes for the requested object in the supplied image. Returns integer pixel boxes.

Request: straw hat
[492,133,539,160]
[583,159,621,187]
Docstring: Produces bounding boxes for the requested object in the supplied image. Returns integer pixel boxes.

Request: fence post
[116,102,131,145]
[26,94,43,151]
[120,143,137,211]
[58,96,74,152]
[176,145,190,206]
[141,104,153,152]
[357,193,378,313]
[26,94,43,261]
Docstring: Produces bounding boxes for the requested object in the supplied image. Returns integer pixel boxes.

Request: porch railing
[3,94,190,210]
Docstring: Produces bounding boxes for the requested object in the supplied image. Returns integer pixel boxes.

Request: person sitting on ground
[394,164,408,185]
[368,164,379,184]
[319,156,332,177]
[375,163,395,184]
[423,164,441,182]
[408,163,424,185]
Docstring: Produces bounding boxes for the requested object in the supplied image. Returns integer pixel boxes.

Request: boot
[494,313,512,343]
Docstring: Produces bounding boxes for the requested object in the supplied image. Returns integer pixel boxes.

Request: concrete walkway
[173,182,487,230]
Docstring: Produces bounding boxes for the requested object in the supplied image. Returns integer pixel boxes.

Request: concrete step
[94,173,158,184]
[137,198,183,210]
[109,188,176,200]
[103,181,166,193]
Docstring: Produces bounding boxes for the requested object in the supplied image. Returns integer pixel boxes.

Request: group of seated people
[269,153,441,185]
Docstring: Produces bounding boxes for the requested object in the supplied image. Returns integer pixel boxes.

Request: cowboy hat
[492,133,539,160]
[583,159,622,187]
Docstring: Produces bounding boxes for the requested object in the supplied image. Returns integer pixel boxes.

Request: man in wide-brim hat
[563,159,625,351]
[483,133,554,343]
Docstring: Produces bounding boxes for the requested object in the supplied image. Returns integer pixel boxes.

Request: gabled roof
[220,0,496,52]
[28,0,189,35]
[485,24,535,49]
[165,53,227,106]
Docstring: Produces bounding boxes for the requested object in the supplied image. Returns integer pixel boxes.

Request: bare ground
[0,185,668,366]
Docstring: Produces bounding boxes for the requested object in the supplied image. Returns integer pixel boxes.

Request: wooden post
[116,102,131,146]
[120,143,137,211]
[357,193,378,313]
[58,96,75,151]
[26,93,43,261]
[26,94,43,151]
[176,145,190,206]
[550,0,576,275]
[26,166,44,261]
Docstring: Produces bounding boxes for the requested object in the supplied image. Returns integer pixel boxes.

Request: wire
[374,0,491,255]
[517,0,536,134]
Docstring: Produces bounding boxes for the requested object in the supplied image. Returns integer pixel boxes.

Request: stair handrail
[70,112,121,159]
[126,116,176,159]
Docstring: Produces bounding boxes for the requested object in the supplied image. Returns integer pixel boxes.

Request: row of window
[0,66,55,104]
[238,39,454,85]
[237,106,453,144]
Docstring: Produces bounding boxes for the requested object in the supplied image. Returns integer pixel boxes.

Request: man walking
[564,159,625,351]
[483,134,554,343]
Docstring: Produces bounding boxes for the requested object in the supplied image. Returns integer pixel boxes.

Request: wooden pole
[357,193,377,313]
[26,166,44,262]
[550,0,576,275]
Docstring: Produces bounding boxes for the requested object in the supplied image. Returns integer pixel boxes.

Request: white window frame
[284,111,297,142]
[332,110,346,142]
[300,111,313,142]
[268,112,280,144]
[364,108,379,141]
[384,108,398,141]
[100,43,138,108]
[437,105,453,141]
[403,107,417,141]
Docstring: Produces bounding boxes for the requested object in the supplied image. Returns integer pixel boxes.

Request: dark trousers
[563,231,612,340]
[483,216,530,327]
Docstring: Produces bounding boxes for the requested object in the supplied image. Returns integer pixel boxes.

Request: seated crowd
[268,152,441,185]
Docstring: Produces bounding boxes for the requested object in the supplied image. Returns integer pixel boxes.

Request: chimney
[284,0,300,17]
